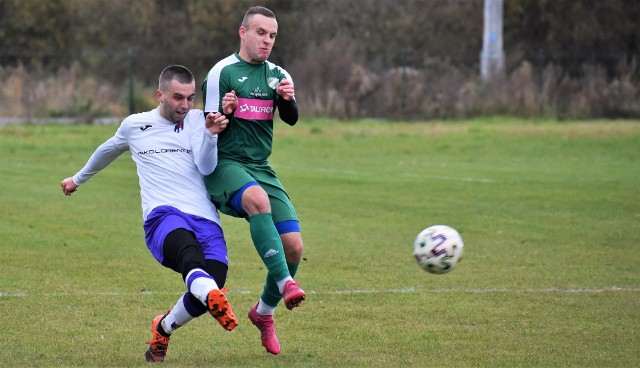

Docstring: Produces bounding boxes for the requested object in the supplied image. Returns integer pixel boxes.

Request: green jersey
[202,52,293,164]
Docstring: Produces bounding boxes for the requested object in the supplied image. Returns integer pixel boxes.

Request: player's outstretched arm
[60,137,127,196]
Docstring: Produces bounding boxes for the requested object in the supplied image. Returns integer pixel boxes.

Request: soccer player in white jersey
[60,65,237,363]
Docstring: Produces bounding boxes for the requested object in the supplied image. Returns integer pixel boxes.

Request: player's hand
[221,90,238,114]
[276,79,295,101]
[61,177,78,196]
[206,112,229,134]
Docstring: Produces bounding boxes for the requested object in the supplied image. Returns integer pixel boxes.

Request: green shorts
[204,160,298,223]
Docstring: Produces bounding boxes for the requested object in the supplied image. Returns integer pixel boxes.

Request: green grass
[1,118,639,367]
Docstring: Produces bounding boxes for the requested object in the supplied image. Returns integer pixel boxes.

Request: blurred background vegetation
[1,0,639,121]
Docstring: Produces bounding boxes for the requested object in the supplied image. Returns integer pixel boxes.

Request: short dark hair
[241,6,276,28]
[159,65,194,91]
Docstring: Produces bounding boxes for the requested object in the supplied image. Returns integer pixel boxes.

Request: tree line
[1,0,639,120]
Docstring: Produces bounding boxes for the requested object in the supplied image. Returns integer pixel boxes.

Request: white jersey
[72,107,221,224]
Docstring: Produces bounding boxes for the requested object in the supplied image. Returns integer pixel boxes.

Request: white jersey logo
[267,77,279,89]
[238,77,248,82]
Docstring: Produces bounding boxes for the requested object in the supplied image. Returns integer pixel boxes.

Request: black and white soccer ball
[413,225,464,274]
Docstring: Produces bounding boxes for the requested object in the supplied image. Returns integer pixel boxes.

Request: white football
[413,225,464,274]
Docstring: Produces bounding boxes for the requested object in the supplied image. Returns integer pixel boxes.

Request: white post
[480,0,505,81]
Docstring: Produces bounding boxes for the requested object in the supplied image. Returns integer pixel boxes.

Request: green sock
[261,261,300,307]
[249,213,290,283]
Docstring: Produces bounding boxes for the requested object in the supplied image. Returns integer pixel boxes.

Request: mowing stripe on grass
[1,286,638,298]
[277,165,497,183]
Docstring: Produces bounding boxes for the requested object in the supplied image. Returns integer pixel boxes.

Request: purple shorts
[143,206,228,266]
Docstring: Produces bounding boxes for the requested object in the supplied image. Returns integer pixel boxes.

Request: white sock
[161,293,196,334]
[185,268,219,305]
[276,276,294,294]
[256,299,277,316]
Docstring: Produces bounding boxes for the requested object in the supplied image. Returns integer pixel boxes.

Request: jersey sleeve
[278,66,294,85]
[204,54,239,114]
[203,65,226,114]
[191,126,218,175]
[189,114,219,176]
[275,66,298,125]
[72,120,130,185]
[277,98,299,126]
[72,137,127,185]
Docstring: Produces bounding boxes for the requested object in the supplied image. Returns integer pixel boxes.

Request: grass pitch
[1,118,639,367]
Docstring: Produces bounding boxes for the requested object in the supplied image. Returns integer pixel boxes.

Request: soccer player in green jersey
[202,6,304,355]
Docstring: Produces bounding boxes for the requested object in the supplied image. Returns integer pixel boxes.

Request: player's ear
[156,89,163,103]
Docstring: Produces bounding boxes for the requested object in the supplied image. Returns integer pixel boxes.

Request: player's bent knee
[229,182,271,216]
[241,185,271,214]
